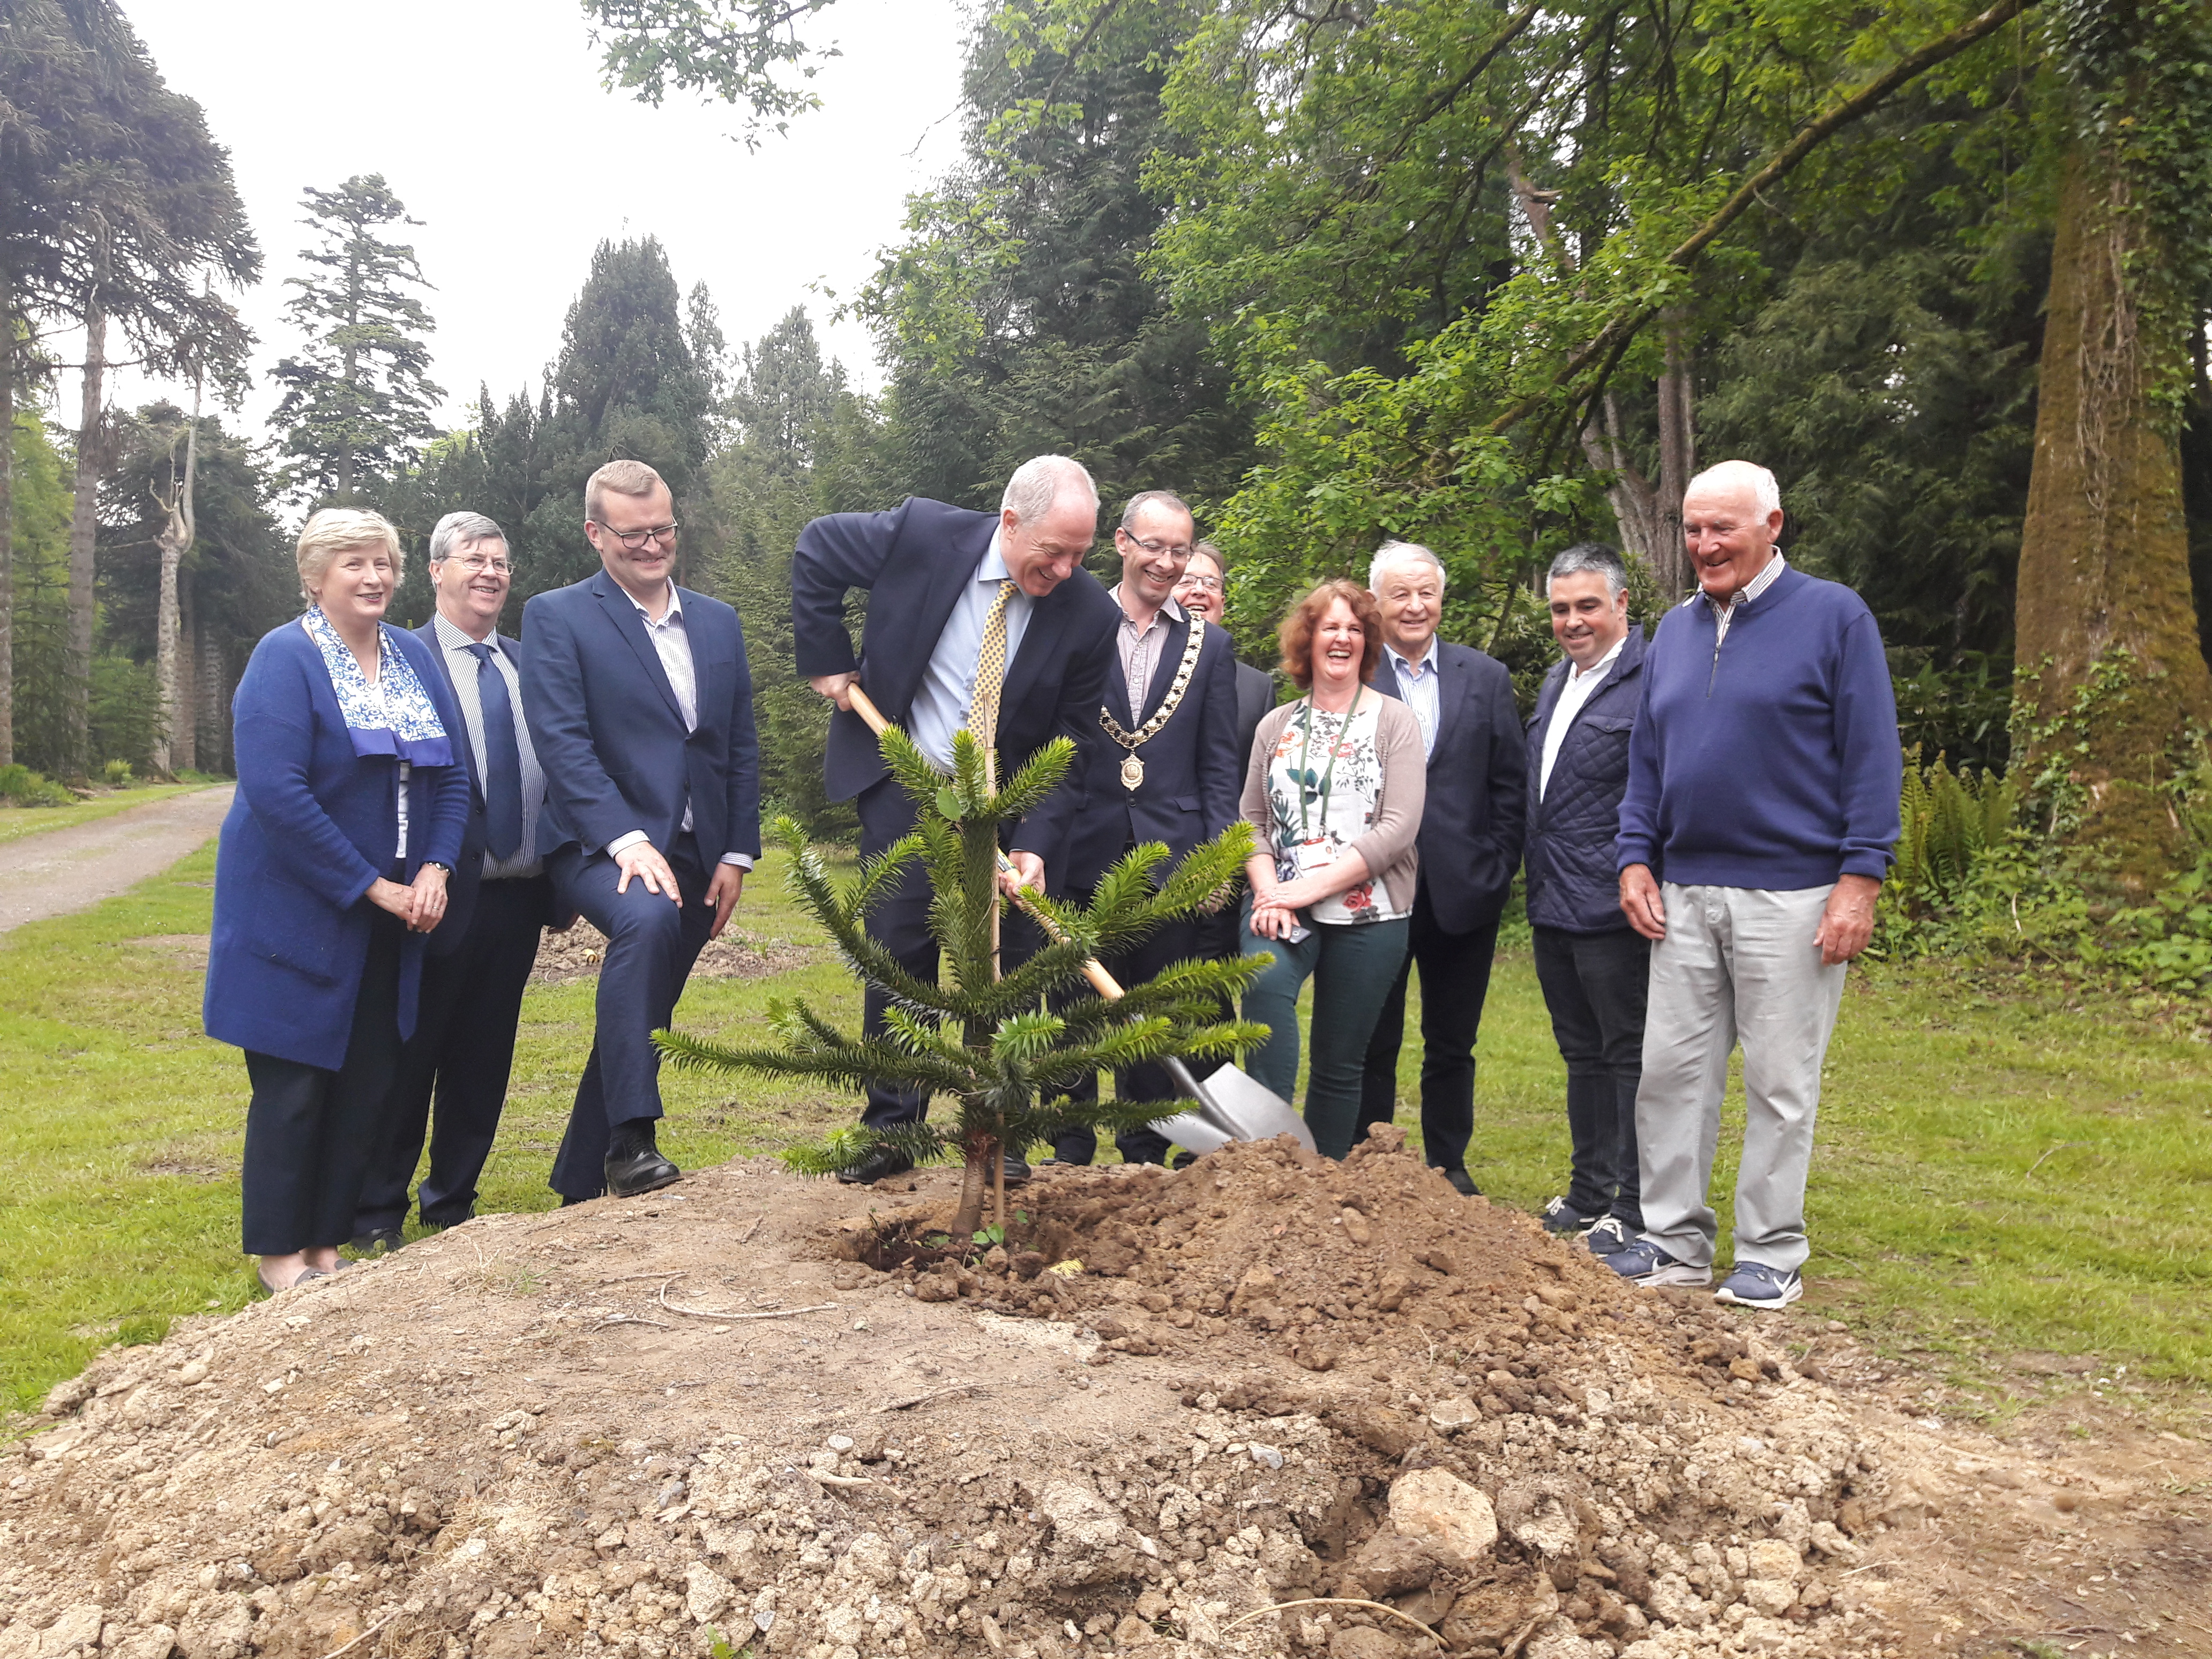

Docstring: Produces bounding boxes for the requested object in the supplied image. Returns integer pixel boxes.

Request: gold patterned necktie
[967,578,1015,784]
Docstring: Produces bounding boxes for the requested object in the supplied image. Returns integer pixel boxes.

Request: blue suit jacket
[520,570,761,866]
[410,620,555,952]
[205,621,469,1070]
[1371,639,1528,935]
[1056,610,1242,896]
[791,496,1121,864]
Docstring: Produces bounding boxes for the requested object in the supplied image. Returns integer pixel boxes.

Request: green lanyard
[1294,686,1363,840]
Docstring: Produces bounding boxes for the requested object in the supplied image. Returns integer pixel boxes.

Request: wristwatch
[421,860,452,873]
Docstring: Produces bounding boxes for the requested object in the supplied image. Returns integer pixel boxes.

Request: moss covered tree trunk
[2013,139,2212,891]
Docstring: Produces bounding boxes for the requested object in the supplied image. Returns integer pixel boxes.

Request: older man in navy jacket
[1045,490,1240,1165]
[794,455,1122,1184]
[1357,541,1527,1193]
[522,460,761,1203]
[352,512,555,1252]
[1523,543,1649,1258]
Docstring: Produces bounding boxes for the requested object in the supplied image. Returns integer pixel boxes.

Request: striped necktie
[966,578,1015,783]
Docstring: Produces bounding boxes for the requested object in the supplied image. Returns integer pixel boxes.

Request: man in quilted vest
[1522,543,1648,1257]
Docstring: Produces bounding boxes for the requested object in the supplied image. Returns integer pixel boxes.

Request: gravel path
[0,784,233,935]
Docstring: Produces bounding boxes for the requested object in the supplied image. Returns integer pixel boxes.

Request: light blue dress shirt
[1386,639,1443,761]
[431,611,544,880]
[605,585,752,869]
[908,535,1034,771]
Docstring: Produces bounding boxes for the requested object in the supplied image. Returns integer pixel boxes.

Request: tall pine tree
[272,175,442,504]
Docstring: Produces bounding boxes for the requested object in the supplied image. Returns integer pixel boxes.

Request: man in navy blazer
[1358,541,1528,1192]
[1523,542,1649,1256]
[352,512,555,1252]
[1046,491,1240,1165]
[793,454,1122,1183]
[522,461,762,1202]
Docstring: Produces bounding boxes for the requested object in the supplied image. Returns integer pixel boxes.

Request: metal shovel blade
[1153,1057,1316,1155]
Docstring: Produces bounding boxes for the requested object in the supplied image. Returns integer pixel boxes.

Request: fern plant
[656,722,1267,1239]
[1891,743,2024,918]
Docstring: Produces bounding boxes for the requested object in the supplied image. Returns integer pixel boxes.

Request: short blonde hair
[296,509,403,601]
[586,458,668,522]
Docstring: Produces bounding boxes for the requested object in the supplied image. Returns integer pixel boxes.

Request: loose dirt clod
[3,1131,2204,1658]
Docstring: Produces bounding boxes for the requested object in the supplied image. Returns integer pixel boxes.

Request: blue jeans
[1242,914,1411,1159]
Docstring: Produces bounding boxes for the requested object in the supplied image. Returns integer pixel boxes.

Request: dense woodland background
[7,0,2212,943]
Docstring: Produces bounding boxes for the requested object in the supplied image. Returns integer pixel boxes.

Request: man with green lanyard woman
[1238,580,1429,1159]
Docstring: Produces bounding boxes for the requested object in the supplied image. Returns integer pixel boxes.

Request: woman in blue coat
[205,510,469,1293]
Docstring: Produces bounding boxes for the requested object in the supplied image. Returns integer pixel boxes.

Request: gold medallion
[1120,754,1146,791]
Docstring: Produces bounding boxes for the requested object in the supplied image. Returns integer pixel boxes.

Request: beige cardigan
[1241,690,1426,916]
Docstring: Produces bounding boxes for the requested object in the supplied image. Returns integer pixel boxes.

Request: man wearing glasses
[522,460,761,1202]
[352,512,556,1252]
[794,455,1123,1185]
[1043,491,1240,1166]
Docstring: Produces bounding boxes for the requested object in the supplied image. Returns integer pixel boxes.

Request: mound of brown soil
[2,1133,2201,1659]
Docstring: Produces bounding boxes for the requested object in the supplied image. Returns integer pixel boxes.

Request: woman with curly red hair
[1239,579,1427,1157]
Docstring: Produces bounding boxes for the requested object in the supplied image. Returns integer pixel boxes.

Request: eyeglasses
[1177,573,1224,593]
[594,521,680,550]
[1120,531,1194,560]
[447,554,513,576]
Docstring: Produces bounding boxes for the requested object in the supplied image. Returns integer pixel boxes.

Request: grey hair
[1686,459,1783,519]
[429,511,507,564]
[1188,540,1228,573]
[1367,539,1448,594]
[1118,489,1194,534]
[1000,454,1100,526]
[1546,541,1629,600]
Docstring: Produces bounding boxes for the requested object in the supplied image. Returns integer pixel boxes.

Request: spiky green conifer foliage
[656,723,1267,1236]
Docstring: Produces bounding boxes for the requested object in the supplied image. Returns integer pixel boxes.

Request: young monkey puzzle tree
[657,725,1265,1240]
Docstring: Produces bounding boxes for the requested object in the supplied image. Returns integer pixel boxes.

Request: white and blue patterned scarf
[302,607,453,766]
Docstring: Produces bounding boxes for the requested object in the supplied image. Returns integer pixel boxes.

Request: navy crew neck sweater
[1615,563,1901,889]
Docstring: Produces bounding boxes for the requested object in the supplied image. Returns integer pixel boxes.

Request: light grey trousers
[1635,883,1846,1272]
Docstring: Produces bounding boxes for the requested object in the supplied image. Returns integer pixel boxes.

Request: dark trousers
[856,776,1041,1130]
[548,839,713,1199]
[1357,881,1500,1173]
[240,909,404,1256]
[356,875,550,1232]
[1531,924,1649,1228]
[1049,904,1206,1165]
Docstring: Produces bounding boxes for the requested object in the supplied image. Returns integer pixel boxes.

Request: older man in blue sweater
[1608,460,1901,1310]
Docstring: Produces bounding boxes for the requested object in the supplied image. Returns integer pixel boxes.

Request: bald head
[1682,459,1784,602]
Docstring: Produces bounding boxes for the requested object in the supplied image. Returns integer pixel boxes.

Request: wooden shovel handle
[843,684,1125,1001]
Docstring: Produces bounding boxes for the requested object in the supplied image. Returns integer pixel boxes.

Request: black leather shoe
[836,1145,917,1185]
[604,1124,682,1199]
[1442,1167,1482,1198]
[1003,1154,1032,1186]
[348,1227,404,1256]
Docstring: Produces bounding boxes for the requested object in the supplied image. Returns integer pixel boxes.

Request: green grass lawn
[0,782,218,845]
[2,845,2208,1416]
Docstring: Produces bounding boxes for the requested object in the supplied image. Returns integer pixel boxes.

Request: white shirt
[908,535,1034,771]
[1386,639,1443,760]
[1538,633,1627,802]
[431,612,545,880]
[605,585,753,869]
[1699,549,1788,648]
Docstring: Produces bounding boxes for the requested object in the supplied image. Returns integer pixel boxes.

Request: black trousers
[1356,881,1500,1173]
[548,839,714,1199]
[355,874,550,1232]
[240,909,404,1256]
[1049,904,1207,1166]
[1531,924,1649,1228]
[856,776,1042,1130]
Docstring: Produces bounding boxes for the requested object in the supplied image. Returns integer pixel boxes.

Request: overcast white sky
[61,0,971,439]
